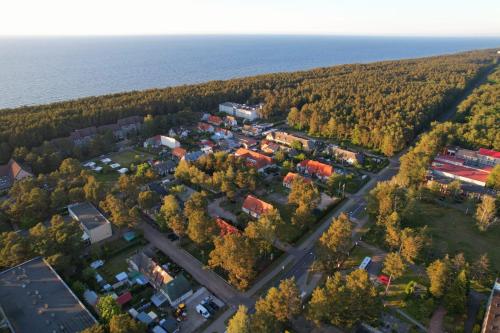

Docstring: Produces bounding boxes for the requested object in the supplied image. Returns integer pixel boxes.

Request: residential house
[219,102,262,121]
[282,172,312,189]
[328,145,365,165]
[242,124,263,137]
[68,202,112,244]
[242,195,274,218]
[128,252,174,289]
[215,217,241,236]
[234,148,274,172]
[0,257,97,333]
[70,126,97,145]
[266,131,315,151]
[159,274,193,307]
[199,139,216,154]
[172,147,187,160]
[0,159,33,191]
[431,154,492,187]
[237,136,258,149]
[260,140,282,154]
[152,160,177,176]
[224,115,238,127]
[182,151,205,163]
[206,115,224,126]
[211,128,233,141]
[297,160,334,181]
[481,279,500,333]
[197,122,215,133]
[144,135,181,149]
[115,116,143,138]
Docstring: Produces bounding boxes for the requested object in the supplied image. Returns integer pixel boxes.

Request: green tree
[100,194,133,228]
[475,195,497,231]
[383,252,406,292]
[245,208,283,254]
[96,295,121,322]
[209,234,257,290]
[444,270,468,315]
[83,175,105,204]
[81,324,105,333]
[487,165,500,190]
[427,259,450,298]
[227,305,251,333]
[109,314,146,333]
[137,190,157,210]
[184,192,214,245]
[315,213,352,272]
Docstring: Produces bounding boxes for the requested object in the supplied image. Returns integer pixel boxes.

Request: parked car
[196,304,211,319]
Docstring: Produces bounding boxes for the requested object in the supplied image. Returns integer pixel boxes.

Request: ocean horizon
[0,35,499,110]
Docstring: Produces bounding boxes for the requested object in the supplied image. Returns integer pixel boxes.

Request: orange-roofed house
[297,160,334,181]
[172,147,187,160]
[215,217,241,236]
[282,172,312,189]
[234,148,274,172]
[0,159,33,191]
[242,195,274,218]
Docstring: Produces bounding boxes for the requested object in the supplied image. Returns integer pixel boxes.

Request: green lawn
[108,149,155,168]
[404,202,500,271]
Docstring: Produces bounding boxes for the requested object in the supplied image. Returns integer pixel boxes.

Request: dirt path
[429,306,446,333]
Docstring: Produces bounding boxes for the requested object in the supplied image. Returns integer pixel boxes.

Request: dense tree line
[0,50,496,163]
[454,66,500,150]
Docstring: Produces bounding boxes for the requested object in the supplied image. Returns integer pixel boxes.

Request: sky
[1,0,499,37]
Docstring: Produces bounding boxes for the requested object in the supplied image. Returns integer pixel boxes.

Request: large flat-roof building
[482,279,500,333]
[0,257,97,333]
[68,202,112,244]
[219,102,262,121]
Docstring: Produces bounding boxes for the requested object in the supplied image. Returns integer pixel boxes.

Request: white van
[196,304,211,319]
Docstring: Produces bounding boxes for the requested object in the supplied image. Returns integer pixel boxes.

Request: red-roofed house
[215,217,241,236]
[116,292,132,306]
[242,195,274,218]
[234,148,274,172]
[197,122,215,133]
[282,172,312,189]
[207,115,224,126]
[297,160,334,181]
[172,147,187,159]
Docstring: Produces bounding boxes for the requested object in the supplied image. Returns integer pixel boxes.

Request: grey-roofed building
[0,257,97,333]
[68,202,112,244]
[159,274,193,307]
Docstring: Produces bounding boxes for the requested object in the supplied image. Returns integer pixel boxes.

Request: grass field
[404,201,500,271]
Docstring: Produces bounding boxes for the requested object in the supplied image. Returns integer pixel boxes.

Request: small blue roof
[137,312,153,324]
[123,231,137,242]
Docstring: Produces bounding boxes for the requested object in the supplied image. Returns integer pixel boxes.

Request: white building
[219,102,262,121]
[144,135,181,149]
[68,202,113,244]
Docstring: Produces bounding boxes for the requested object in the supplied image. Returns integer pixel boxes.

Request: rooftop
[160,274,192,301]
[68,202,111,230]
[234,148,273,170]
[432,155,491,183]
[0,257,97,333]
[242,195,274,215]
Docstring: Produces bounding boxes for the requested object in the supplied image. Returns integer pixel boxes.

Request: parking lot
[179,287,225,333]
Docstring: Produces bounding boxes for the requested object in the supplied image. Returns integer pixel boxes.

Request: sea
[0,35,499,110]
